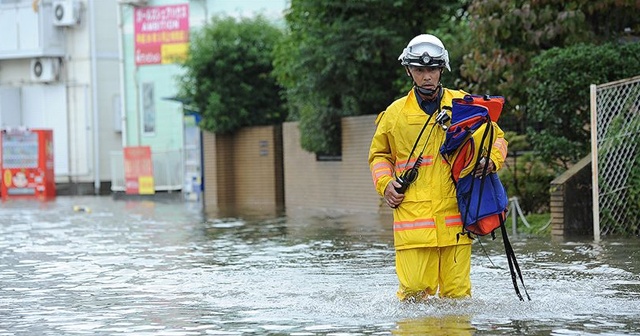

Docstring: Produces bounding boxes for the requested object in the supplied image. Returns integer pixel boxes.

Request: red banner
[134,4,189,66]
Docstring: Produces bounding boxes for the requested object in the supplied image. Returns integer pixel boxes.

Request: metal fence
[591,75,640,240]
[110,149,184,192]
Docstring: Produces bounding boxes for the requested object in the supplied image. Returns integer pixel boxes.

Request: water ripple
[0,196,639,335]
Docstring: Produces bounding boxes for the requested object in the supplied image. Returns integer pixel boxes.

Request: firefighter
[368,34,508,301]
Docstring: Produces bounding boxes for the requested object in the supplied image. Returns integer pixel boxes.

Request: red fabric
[465,211,506,236]
[451,141,474,183]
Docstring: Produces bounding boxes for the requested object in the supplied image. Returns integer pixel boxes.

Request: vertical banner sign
[124,146,155,195]
[134,4,190,66]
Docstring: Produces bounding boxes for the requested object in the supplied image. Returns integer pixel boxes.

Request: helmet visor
[400,43,448,68]
[406,43,446,60]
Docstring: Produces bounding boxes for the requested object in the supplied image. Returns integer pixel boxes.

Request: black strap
[474,117,531,301]
[499,215,531,301]
[470,115,494,228]
[405,88,445,172]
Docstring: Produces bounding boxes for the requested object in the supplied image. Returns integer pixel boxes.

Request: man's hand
[384,180,405,208]
[473,157,495,178]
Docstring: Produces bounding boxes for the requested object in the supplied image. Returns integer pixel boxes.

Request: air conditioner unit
[53,0,81,27]
[30,58,60,83]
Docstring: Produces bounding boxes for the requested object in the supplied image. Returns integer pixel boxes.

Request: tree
[461,0,640,134]
[273,0,469,155]
[526,42,640,171]
[178,15,286,134]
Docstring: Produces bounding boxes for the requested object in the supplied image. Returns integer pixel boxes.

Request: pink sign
[134,4,189,66]
[123,146,155,195]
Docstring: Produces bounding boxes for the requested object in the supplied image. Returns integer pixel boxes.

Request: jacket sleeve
[490,122,509,172]
[368,111,395,196]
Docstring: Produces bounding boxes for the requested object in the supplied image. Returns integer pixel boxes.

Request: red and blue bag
[440,94,508,237]
[440,94,531,301]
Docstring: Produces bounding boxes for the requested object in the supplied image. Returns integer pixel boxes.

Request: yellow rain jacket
[368,88,507,250]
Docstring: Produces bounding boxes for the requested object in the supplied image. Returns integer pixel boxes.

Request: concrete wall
[201,114,596,241]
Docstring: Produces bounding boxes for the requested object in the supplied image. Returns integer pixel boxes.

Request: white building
[0,0,122,195]
[0,0,287,197]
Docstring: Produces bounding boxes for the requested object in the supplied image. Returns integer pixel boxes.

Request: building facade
[113,0,287,198]
[0,0,121,194]
[0,0,287,197]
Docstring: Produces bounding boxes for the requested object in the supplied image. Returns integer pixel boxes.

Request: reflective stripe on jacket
[368,88,506,249]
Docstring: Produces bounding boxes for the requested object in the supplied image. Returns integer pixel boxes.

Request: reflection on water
[0,196,639,335]
[393,315,474,336]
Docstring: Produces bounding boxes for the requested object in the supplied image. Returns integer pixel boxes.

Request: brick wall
[282,115,387,214]
[202,125,283,217]
[550,155,593,239]
[202,131,231,215]
[202,116,395,217]
[233,125,283,214]
[202,116,592,240]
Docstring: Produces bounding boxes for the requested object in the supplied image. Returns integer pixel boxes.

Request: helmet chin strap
[416,85,439,96]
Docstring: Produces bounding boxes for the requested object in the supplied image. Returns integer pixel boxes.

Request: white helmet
[398,34,451,71]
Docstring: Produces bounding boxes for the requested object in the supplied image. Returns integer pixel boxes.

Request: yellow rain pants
[395,244,472,301]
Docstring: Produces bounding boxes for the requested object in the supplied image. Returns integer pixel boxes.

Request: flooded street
[1,196,639,335]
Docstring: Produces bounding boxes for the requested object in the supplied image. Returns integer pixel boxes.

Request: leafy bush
[178,15,286,134]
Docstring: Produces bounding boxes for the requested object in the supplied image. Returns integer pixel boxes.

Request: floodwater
[1,196,639,336]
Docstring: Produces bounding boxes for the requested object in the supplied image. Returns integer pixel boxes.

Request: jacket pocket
[407,114,426,125]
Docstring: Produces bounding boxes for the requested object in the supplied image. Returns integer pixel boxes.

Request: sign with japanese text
[134,3,189,66]
[124,146,155,195]
[0,129,56,199]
